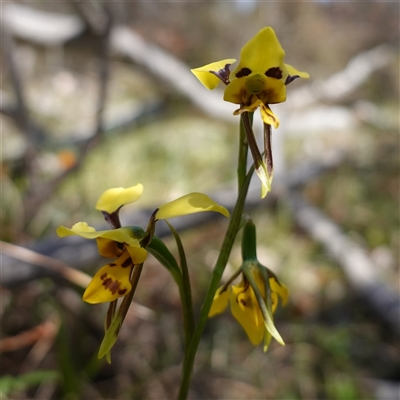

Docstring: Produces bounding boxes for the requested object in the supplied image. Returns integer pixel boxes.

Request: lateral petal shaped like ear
[95,184,143,213]
[156,193,229,220]
[209,286,230,317]
[83,252,133,304]
[191,59,236,90]
[285,63,310,80]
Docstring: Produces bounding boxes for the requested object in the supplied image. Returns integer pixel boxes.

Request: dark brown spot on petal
[265,67,282,79]
[102,277,121,295]
[118,288,127,295]
[236,67,252,78]
[121,258,133,268]
[285,75,299,85]
[109,263,116,267]
[102,277,112,286]
[100,273,108,280]
[240,299,247,306]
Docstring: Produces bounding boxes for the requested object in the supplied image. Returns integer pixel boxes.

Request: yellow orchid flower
[191,27,309,198]
[57,185,229,304]
[191,27,309,128]
[209,266,288,351]
[57,221,147,304]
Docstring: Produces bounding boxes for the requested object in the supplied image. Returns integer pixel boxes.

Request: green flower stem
[237,113,251,188]
[178,120,255,399]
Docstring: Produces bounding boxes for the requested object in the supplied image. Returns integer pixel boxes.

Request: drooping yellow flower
[192,27,309,128]
[209,265,288,351]
[57,185,229,304]
[57,221,147,304]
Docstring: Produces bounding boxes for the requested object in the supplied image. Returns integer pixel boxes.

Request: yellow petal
[230,27,285,82]
[71,222,96,233]
[57,225,140,248]
[96,237,124,258]
[209,286,230,317]
[223,77,246,104]
[285,63,310,80]
[251,267,266,298]
[191,59,236,90]
[259,103,280,129]
[270,277,289,306]
[126,244,148,265]
[83,251,133,304]
[156,192,229,220]
[230,283,264,345]
[95,184,143,213]
[260,77,286,104]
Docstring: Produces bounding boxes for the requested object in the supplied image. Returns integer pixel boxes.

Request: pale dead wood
[286,191,400,335]
[1,3,85,45]
[1,240,91,288]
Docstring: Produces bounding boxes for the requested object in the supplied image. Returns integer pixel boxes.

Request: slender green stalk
[177,115,255,398]
[237,114,250,188]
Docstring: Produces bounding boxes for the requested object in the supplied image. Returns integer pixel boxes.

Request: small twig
[1,240,92,288]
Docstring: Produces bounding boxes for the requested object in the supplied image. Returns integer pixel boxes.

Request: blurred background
[1,1,399,399]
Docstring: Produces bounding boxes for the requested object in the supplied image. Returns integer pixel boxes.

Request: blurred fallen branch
[287,44,395,110]
[1,3,85,45]
[0,240,91,288]
[109,26,234,121]
[286,191,400,335]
